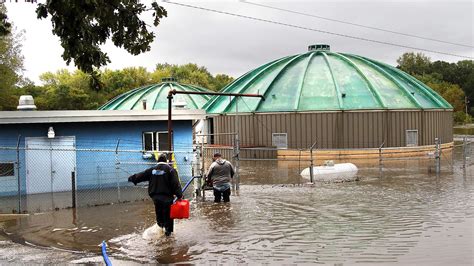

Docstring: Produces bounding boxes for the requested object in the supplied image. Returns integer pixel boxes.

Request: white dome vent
[17,95,37,111]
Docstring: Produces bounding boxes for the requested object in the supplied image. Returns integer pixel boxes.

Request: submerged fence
[0,145,194,214]
[1,133,472,214]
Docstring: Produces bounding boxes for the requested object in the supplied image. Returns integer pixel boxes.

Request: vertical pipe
[16,135,21,213]
[168,93,173,151]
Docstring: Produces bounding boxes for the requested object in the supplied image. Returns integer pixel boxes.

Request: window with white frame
[406,130,418,147]
[143,131,170,151]
[272,133,288,149]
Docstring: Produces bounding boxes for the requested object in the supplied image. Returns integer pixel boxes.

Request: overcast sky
[4,0,473,84]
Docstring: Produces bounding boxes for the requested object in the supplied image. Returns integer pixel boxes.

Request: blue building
[0,109,205,201]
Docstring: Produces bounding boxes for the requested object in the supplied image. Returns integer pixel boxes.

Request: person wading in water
[206,152,235,202]
[128,153,182,236]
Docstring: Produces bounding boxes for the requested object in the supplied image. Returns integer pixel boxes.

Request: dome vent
[308,44,330,51]
[17,95,37,111]
[161,77,177,82]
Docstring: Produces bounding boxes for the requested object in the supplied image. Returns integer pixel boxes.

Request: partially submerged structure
[204,45,453,152]
[0,108,205,211]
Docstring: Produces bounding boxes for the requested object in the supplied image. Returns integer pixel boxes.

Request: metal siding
[327,113,332,149]
[291,113,297,149]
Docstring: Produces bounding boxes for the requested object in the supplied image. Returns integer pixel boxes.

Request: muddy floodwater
[1,147,473,265]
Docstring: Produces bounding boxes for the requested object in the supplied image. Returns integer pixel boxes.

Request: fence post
[115,139,121,202]
[235,133,240,191]
[71,171,76,208]
[298,149,302,174]
[435,138,440,174]
[309,141,317,183]
[379,142,384,177]
[194,144,202,197]
[16,135,21,213]
[463,136,467,169]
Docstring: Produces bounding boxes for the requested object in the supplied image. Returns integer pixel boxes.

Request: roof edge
[0,110,206,124]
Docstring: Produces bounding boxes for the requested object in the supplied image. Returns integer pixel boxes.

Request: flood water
[1,147,473,265]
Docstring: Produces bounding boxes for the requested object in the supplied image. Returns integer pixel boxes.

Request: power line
[241,0,474,49]
[162,1,474,60]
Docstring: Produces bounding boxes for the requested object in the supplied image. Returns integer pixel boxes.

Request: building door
[26,136,76,194]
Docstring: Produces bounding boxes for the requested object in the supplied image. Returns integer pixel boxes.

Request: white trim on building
[0,110,206,124]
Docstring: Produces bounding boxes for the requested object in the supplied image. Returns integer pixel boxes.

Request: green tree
[417,74,465,115]
[398,52,474,118]
[101,67,152,99]
[151,63,233,91]
[38,69,101,109]
[35,0,167,75]
[0,5,11,36]
[213,74,234,91]
[0,4,24,110]
[396,52,431,76]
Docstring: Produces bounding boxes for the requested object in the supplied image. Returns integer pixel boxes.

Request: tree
[396,52,431,76]
[101,67,152,99]
[0,4,24,110]
[151,63,234,91]
[397,52,474,118]
[37,69,102,109]
[213,74,234,91]
[416,74,466,122]
[35,1,167,75]
[0,5,11,36]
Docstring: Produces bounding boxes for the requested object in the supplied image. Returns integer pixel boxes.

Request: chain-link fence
[0,145,194,214]
[203,135,474,183]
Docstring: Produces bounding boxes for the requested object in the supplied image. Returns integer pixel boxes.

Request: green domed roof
[99,78,211,110]
[204,45,452,113]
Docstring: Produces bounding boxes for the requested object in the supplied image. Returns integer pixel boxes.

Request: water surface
[1,148,473,265]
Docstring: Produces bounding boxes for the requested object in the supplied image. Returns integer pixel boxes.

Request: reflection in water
[0,147,473,264]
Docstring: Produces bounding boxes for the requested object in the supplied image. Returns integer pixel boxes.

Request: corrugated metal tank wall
[211,110,453,149]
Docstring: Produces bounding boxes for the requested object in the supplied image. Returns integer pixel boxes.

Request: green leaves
[36,0,167,75]
[397,52,474,120]
[0,9,11,37]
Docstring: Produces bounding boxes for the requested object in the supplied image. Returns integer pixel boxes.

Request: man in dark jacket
[128,153,183,236]
[206,152,235,202]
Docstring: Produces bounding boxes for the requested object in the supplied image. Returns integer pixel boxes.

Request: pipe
[167,90,264,152]
[169,89,266,99]
[168,94,173,151]
[101,241,112,266]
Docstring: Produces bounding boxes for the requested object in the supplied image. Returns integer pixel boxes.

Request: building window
[272,133,288,149]
[406,130,418,147]
[143,131,170,151]
[0,162,14,177]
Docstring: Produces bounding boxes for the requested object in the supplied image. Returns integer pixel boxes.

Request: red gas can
[170,199,190,219]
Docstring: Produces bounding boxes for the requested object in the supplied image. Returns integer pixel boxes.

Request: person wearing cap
[128,153,183,236]
[206,152,235,202]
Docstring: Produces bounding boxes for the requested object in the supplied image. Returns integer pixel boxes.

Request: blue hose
[182,176,200,193]
[101,240,112,266]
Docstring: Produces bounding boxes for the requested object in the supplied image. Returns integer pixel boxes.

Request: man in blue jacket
[128,153,182,236]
